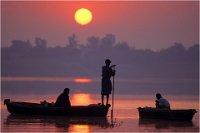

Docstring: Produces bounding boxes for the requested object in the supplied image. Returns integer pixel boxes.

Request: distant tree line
[1,34,199,79]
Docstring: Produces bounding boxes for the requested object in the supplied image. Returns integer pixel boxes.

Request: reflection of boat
[138,107,196,121]
[6,114,110,128]
[4,99,110,117]
[139,118,194,129]
[5,114,111,132]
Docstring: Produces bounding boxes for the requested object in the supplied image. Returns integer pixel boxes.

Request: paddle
[111,65,116,118]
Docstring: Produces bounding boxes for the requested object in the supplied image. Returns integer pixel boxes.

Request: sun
[75,8,93,26]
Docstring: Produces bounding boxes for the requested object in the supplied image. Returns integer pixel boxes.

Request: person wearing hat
[101,59,115,105]
[55,88,71,107]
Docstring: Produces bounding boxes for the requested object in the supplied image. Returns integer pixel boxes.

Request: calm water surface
[1,94,199,132]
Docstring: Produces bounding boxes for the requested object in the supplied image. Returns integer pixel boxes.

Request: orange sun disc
[75,8,93,25]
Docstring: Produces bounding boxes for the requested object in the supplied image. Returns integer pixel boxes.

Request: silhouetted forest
[1,34,199,79]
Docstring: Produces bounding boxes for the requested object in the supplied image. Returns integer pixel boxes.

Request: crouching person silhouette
[55,88,71,107]
[155,93,170,110]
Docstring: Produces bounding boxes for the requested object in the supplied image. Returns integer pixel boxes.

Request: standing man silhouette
[101,59,115,105]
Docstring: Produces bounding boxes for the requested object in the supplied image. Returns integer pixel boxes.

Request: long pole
[111,67,115,118]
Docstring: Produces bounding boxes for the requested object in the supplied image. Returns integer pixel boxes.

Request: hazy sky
[2,1,199,50]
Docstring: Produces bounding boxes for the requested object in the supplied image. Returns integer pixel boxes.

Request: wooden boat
[137,107,196,121]
[4,99,110,117]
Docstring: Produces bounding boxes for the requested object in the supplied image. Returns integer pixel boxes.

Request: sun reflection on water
[71,93,93,105]
[1,76,93,84]
[73,78,92,83]
[69,125,90,133]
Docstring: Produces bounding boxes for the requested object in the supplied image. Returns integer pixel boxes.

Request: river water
[1,94,199,132]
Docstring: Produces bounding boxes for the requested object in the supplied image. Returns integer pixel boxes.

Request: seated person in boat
[155,93,170,110]
[55,88,71,107]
